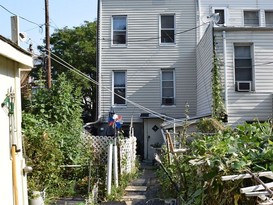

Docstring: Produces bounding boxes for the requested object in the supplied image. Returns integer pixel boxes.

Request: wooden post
[45,0,51,88]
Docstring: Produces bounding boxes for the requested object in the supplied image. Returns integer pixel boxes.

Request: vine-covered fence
[82,135,137,174]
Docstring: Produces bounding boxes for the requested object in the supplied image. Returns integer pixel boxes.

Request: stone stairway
[122,163,165,205]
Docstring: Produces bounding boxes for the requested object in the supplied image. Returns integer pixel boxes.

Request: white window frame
[111,15,127,47]
[159,14,176,45]
[161,69,176,106]
[243,10,260,27]
[265,10,273,27]
[112,71,127,106]
[212,7,227,26]
[233,43,255,91]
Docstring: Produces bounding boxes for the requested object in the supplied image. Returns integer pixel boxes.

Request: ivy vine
[212,37,226,121]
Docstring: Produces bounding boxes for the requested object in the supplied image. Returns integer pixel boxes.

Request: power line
[30,44,177,122]
[99,23,208,43]
[0,4,44,29]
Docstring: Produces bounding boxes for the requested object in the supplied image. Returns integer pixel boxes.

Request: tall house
[97,0,197,160]
[197,0,273,125]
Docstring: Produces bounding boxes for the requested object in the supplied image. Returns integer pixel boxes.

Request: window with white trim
[244,10,259,26]
[160,15,175,44]
[112,16,127,45]
[234,45,253,91]
[113,71,126,105]
[212,8,227,26]
[265,11,273,27]
[161,69,175,105]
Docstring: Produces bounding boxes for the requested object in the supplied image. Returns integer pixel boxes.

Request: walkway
[122,162,165,205]
[54,163,166,205]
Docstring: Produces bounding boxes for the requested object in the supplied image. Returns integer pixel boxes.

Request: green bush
[22,73,91,199]
[158,121,273,204]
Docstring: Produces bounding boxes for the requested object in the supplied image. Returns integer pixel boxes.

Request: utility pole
[45,0,51,88]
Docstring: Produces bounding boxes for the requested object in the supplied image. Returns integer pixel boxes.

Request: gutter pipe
[223,31,228,113]
[84,0,101,128]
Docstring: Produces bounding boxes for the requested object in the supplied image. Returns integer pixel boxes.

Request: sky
[0,0,97,52]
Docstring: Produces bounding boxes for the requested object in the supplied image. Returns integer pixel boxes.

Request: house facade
[97,0,198,160]
[0,35,33,205]
[98,0,273,160]
[197,0,273,125]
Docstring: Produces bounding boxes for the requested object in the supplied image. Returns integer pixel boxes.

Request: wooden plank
[221,172,273,181]
[245,191,270,197]
[240,182,273,193]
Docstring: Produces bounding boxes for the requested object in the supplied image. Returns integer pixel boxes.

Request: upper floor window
[265,11,273,27]
[213,8,227,26]
[161,69,175,105]
[160,15,175,44]
[244,11,259,26]
[113,71,126,105]
[234,45,253,91]
[112,16,127,45]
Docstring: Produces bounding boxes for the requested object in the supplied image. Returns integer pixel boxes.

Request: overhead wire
[0,4,44,30]
[9,10,210,123]
[99,23,208,43]
[41,51,173,121]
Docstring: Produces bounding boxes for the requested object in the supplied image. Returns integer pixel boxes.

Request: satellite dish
[19,32,28,42]
[207,13,220,24]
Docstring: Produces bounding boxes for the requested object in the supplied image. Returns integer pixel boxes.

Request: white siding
[0,56,29,205]
[0,37,32,205]
[100,0,197,122]
[198,0,273,41]
[196,24,213,116]
[214,29,273,124]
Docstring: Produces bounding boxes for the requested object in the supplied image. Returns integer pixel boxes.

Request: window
[234,45,253,91]
[213,8,226,25]
[161,69,175,105]
[112,16,127,45]
[113,71,126,105]
[265,11,273,27]
[244,11,259,26]
[160,15,175,44]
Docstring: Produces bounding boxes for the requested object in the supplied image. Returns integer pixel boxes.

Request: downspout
[84,0,101,128]
[223,31,228,113]
[197,0,201,42]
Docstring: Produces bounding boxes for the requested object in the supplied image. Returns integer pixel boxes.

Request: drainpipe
[84,0,101,128]
[223,31,228,113]
[196,0,201,42]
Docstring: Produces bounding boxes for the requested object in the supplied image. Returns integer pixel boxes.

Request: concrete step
[130,178,147,186]
[122,194,146,200]
[125,186,147,192]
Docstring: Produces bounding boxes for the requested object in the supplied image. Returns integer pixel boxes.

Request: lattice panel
[82,135,114,164]
[120,137,137,174]
[82,135,137,174]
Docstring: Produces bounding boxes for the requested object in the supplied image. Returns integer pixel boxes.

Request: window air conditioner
[236,81,251,92]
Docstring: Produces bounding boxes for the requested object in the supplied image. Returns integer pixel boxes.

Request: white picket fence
[82,135,137,174]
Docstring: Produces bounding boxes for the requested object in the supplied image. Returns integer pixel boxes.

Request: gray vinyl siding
[197,0,273,41]
[196,24,213,116]
[214,29,273,125]
[99,0,197,122]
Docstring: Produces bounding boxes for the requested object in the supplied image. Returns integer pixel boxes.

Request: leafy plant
[22,73,89,200]
[157,120,273,204]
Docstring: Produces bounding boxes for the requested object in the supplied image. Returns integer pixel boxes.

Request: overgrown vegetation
[22,73,92,201]
[157,120,273,204]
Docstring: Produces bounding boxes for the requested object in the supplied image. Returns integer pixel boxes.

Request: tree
[38,21,97,122]
[23,73,86,197]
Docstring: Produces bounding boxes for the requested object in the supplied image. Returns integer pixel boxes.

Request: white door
[144,119,164,161]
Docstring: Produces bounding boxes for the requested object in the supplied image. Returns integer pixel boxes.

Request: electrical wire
[34,49,172,122]
[99,23,208,43]
[0,4,44,30]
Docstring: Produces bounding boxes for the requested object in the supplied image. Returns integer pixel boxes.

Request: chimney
[11,16,19,46]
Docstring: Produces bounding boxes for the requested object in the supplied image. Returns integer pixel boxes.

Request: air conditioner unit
[236,81,251,92]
